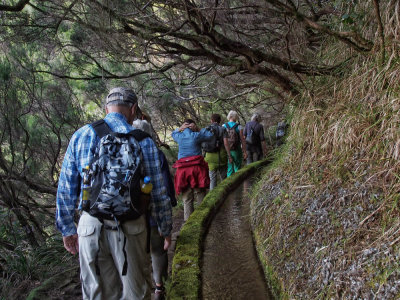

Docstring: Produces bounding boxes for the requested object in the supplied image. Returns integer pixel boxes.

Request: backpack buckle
[103,219,120,229]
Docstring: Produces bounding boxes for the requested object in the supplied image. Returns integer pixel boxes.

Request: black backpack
[245,124,259,145]
[83,120,151,222]
[201,124,224,153]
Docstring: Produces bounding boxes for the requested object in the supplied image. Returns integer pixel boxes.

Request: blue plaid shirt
[56,112,172,237]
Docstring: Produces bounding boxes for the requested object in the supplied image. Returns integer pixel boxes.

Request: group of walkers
[55,87,270,300]
[172,110,268,221]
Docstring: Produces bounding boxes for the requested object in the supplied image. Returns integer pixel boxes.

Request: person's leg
[209,169,217,190]
[194,188,206,206]
[227,151,235,177]
[218,166,227,182]
[78,213,122,300]
[98,233,123,300]
[232,150,243,173]
[150,226,168,287]
[182,188,194,221]
[246,150,253,164]
[109,216,152,300]
[254,151,261,162]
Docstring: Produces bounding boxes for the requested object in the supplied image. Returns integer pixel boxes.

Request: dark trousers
[246,151,261,164]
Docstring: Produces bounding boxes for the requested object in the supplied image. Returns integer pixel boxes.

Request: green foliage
[26,266,79,300]
[70,23,88,46]
[0,59,11,81]
[0,235,77,299]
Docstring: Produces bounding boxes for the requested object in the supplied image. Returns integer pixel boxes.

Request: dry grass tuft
[251,2,400,298]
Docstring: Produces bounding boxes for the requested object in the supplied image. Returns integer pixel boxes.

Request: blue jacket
[171,128,213,159]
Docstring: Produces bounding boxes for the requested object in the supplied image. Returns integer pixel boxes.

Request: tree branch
[0,0,30,12]
[373,0,385,64]
[0,174,57,195]
[265,0,373,52]
[31,61,179,80]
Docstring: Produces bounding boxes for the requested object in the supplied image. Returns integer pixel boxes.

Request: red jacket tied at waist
[172,155,210,195]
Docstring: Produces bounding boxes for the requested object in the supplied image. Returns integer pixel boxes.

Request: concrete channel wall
[168,158,272,299]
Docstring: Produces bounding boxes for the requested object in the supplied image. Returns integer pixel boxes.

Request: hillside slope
[252,31,400,300]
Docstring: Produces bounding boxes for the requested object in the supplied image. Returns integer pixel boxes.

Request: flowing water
[201,179,272,299]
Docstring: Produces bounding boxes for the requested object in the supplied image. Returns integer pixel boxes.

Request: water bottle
[82,166,91,211]
[141,176,153,194]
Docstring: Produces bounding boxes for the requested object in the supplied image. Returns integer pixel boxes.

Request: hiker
[56,87,172,300]
[243,113,268,164]
[203,113,228,190]
[171,119,213,221]
[276,120,287,146]
[137,110,170,150]
[132,118,177,300]
[223,110,247,177]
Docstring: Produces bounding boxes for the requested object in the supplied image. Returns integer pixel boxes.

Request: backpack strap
[250,124,256,133]
[215,125,222,139]
[232,123,239,134]
[225,122,239,133]
[91,120,152,142]
[130,129,152,141]
[91,119,112,138]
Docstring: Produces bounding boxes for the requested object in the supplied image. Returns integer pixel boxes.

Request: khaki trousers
[209,168,227,190]
[181,188,206,221]
[77,212,151,300]
[150,226,168,285]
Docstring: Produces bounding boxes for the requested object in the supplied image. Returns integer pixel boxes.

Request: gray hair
[251,113,261,122]
[132,119,152,135]
[227,110,238,122]
[132,119,158,142]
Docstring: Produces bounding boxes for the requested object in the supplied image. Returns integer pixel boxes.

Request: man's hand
[228,156,233,163]
[188,123,199,132]
[63,234,79,255]
[179,122,190,132]
[163,236,172,250]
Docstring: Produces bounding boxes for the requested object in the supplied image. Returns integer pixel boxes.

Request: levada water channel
[201,179,273,299]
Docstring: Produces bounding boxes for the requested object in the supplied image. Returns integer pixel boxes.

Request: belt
[81,211,121,230]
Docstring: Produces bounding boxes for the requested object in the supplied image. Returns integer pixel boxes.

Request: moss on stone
[168,158,271,299]
[253,226,287,300]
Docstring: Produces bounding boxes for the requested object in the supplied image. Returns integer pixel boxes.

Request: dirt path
[168,209,184,275]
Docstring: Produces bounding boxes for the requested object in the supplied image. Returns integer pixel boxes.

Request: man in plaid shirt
[56,87,172,299]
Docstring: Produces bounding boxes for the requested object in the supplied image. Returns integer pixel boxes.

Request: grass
[26,266,79,300]
[248,3,400,296]
[0,237,78,299]
[253,228,287,300]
